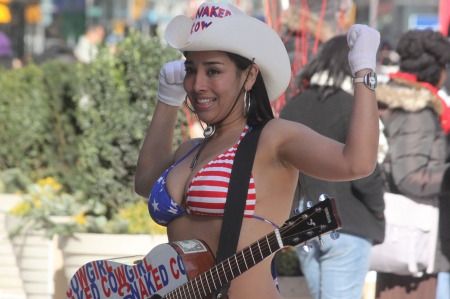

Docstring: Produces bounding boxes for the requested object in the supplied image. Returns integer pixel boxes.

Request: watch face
[364,72,377,90]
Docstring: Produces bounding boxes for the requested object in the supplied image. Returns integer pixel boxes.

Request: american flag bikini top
[185,126,256,217]
[149,125,278,228]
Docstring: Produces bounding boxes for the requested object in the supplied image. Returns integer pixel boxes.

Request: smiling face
[184,51,252,125]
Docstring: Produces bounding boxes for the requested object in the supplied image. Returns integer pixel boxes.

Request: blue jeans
[296,233,372,299]
[436,271,450,299]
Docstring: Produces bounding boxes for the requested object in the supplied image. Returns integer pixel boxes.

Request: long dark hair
[396,29,450,86]
[296,35,352,99]
[226,52,274,128]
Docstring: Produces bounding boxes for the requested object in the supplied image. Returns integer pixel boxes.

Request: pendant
[190,156,197,170]
[203,125,215,138]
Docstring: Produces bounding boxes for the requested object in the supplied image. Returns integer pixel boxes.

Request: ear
[244,64,259,91]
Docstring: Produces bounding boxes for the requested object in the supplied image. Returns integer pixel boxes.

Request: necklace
[203,125,215,138]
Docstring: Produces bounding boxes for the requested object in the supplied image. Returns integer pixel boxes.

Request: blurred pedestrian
[282,0,355,100]
[375,29,450,299]
[0,30,14,69]
[280,35,385,299]
[74,23,105,63]
[106,21,126,54]
[34,23,76,64]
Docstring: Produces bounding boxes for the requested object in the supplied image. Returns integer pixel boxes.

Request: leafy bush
[71,31,185,214]
[0,62,80,183]
[9,177,86,238]
[275,247,302,276]
[0,168,32,193]
[9,177,166,238]
[0,30,187,235]
[104,199,166,235]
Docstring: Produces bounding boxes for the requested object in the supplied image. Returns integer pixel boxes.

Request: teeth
[196,98,214,104]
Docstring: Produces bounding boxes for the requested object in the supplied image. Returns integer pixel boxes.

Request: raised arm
[134,61,186,198]
[275,25,380,181]
[343,24,380,175]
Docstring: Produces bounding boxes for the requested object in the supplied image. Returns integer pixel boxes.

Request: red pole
[439,0,450,36]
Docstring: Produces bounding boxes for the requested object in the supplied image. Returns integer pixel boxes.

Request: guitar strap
[212,122,266,299]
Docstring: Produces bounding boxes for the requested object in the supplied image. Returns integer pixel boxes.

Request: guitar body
[66,239,215,299]
[66,197,341,299]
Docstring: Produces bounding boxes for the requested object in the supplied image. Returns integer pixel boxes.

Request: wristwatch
[353,71,377,90]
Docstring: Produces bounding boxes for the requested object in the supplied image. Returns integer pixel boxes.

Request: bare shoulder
[263,117,309,132]
[173,138,203,161]
[259,118,309,147]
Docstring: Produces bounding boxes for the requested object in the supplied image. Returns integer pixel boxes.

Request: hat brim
[165,15,291,102]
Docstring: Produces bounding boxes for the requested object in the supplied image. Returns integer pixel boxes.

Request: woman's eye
[208,69,220,75]
[185,67,195,74]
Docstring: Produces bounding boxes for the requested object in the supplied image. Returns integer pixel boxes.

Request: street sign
[408,13,439,31]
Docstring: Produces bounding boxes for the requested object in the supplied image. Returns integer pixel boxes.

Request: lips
[196,98,215,104]
[195,97,216,109]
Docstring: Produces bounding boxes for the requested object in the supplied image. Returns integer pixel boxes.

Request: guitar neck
[164,231,281,299]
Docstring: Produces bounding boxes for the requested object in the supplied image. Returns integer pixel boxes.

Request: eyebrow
[184,60,225,66]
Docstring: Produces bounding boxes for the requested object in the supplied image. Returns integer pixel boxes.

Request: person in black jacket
[34,23,76,65]
[280,35,385,299]
[375,29,450,299]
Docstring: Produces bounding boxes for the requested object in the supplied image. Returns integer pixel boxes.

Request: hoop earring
[184,95,196,114]
[244,90,250,114]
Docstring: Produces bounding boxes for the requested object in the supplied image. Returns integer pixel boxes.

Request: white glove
[347,24,380,76]
[158,60,186,106]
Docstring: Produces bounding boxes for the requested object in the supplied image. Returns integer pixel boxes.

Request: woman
[280,35,385,299]
[374,29,450,299]
[135,2,380,299]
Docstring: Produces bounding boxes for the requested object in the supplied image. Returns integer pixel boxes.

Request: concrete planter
[0,194,54,299]
[10,232,55,299]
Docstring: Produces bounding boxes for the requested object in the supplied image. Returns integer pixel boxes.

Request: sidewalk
[278,276,313,299]
[278,274,377,299]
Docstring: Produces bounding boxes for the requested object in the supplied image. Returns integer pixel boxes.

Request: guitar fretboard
[164,231,281,299]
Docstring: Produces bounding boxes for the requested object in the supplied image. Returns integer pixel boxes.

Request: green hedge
[275,247,302,276]
[0,31,186,223]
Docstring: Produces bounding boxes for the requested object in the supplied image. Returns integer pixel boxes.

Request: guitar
[65,197,342,299]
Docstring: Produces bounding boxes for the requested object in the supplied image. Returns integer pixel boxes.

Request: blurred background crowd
[0,0,447,71]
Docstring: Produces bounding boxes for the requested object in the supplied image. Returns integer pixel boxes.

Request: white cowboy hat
[164,1,291,102]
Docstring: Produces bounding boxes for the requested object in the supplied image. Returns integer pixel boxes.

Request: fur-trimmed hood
[376,77,444,116]
[282,6,334,42]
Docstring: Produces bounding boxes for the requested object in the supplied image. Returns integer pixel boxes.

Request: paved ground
[278,276,313,299]
[278,275,377,299]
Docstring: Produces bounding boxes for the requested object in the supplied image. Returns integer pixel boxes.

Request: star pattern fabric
[148,145,202,227]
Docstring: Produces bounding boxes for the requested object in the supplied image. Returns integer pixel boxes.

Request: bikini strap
[172,143,201,167]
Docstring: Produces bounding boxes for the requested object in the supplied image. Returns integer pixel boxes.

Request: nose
[192,72,207,93]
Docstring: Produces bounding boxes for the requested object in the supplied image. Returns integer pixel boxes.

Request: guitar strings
[164,211,323,299]
[165,211,322,299]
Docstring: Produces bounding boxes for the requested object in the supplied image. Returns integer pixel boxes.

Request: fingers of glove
[347,24,380,75]
[158,60,186,106]
[161,60,186,85]
[347,24,380,50]
[157,85,186,106]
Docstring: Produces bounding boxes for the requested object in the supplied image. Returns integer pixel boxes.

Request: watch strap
[352,77,365,84]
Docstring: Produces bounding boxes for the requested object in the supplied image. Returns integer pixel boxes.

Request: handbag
[369,192,439,277]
